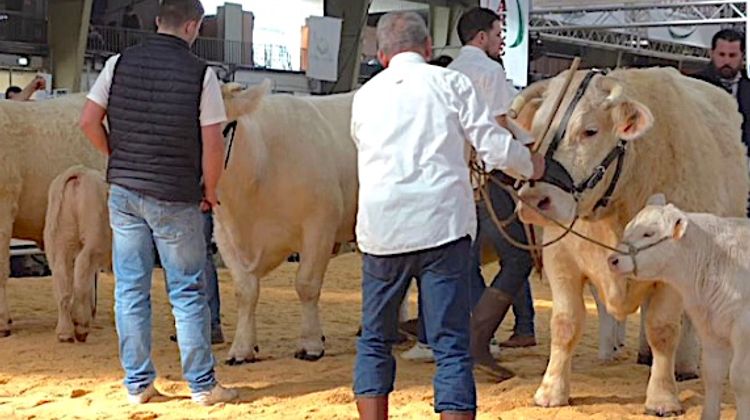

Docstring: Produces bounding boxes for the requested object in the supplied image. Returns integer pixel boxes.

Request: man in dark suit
[693,29,750,214]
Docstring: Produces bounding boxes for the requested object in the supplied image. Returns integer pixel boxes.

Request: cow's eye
[643,232,654,238]
[583,128,599,138]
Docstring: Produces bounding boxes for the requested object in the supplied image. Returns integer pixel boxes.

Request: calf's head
[607,194,688,279]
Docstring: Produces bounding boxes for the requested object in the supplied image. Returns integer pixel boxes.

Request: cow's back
[306,93,357,240]
[610,67,748,220]
[219,91,357,256]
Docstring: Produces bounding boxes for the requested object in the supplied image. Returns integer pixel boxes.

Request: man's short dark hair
[5,86,21,98]
[712,28,745,52]
[158,0,204,28]
[457,7,501,45]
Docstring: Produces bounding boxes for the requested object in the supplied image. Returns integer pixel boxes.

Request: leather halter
[534,68,628,214]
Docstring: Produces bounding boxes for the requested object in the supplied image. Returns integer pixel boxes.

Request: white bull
[215,82,358,363]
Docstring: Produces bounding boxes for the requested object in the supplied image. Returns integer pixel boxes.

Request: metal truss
[531,1,747,30]
[527,1,749,62]
[531,16,711,62]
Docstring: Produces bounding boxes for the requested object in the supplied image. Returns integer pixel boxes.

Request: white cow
[514,67,748,415]
[0,95,105,337]
[43,166,110,343]
[215,82,358,364]
[216,81,665,365]
[609,194,750,420]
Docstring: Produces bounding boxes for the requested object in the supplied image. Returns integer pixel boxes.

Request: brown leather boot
[499,334,537,348]
[356,396,388,420]
[440,411,475,419]
[471,288,515,382]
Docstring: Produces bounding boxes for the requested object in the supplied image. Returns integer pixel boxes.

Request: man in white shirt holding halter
[350,11,544,420]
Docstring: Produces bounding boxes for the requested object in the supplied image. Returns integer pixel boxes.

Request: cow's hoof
[533,385,570,408]
[58,336,75,343]
[75,332,88,343]
[675,371,699,382]
[294,348,325,361]
[645,407,684,417]
[637,353,653,366]
[645,397,683,418]
[0,329,10,338]
[225,357,257,366]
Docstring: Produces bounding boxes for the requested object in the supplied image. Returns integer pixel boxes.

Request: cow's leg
[700,340,730,420]
[674,315,700,381]
[643,285,683,417]
[0,206,15,337]
[227,270,261,365]
[213,216,263,365]
[638,298,700,381]
[293,230,334,361]
[398,285,411,323]
[590,283,627,362]
[730,315,750,420]
[638,296,652,365]
[534,264,585,407]
[71,247,98,342]
[50,251,75,343]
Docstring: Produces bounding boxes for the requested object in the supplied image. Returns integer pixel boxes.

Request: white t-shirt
[86,54,227,127]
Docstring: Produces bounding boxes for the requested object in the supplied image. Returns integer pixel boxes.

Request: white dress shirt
[351,52,533,256]
[86,54,227,127]
[448,45,513,118]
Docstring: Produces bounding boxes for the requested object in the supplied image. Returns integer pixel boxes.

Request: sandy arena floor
[0,253,737,419]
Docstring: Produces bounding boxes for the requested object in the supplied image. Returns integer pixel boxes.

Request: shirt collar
[459,45,489,58]
[389,52,427,67]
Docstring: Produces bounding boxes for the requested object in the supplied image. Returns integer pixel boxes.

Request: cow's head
[221,79,271,120]
[515,71,654,227]
[607,193,688,280]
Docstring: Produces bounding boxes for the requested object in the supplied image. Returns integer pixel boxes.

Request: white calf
[609,194,750,420]
[44,166,110,343]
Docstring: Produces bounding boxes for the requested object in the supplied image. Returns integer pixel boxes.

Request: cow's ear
[672,216,688,240]
[611,99,654,141]
[224,79,271,120]
[597,76,654,141]
[647,193,666,206]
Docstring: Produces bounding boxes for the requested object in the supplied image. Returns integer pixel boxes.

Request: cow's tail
[44,165,89,249]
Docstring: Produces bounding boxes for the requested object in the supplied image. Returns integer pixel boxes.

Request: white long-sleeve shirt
[448,45,513,117]
[351,52,533,256]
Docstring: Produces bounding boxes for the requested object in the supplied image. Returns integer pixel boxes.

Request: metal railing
[88,25,255,67]
[0,11,46,44]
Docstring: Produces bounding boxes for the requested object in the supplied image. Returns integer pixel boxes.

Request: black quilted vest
[107,33,207,203]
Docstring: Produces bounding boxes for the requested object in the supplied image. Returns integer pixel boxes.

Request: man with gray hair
[351,11,544,419]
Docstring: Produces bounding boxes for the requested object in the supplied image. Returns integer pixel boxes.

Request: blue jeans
[470,174,535,335]
[202,212,222,332]
[354,237,476,413]
[109,185,216,395]
[162,211,222,334]
[415,179,536,344]
[416,279,534,342]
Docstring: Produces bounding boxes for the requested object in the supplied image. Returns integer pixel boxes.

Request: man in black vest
[692,29,750,214]
[79,0,236,406]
